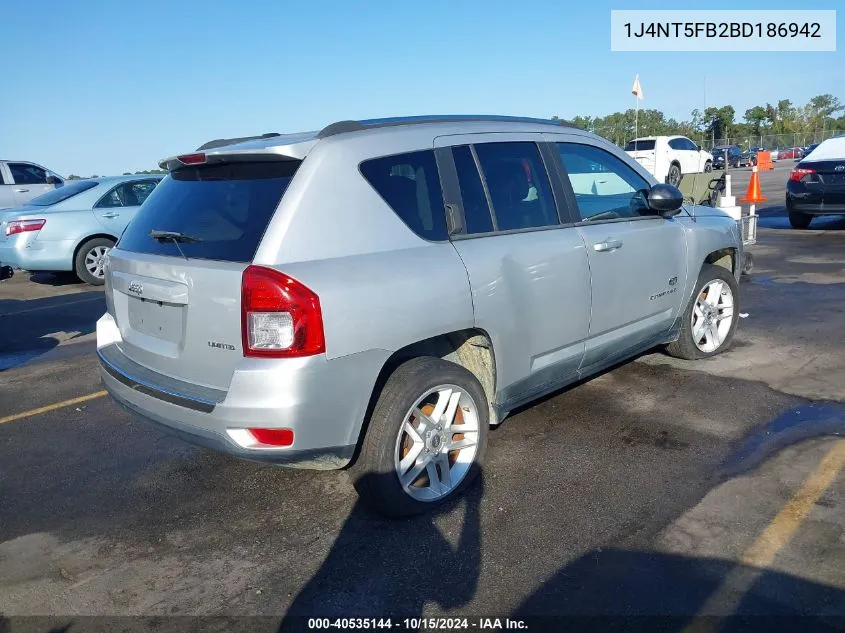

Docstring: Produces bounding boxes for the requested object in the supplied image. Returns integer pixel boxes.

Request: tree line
[66,169,166,180]
[553,94,844,147]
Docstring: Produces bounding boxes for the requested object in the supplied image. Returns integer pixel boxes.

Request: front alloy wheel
[691,279,734,353]
[666,264,740,360]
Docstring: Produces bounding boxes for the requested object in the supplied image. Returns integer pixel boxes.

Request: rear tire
[74,237,114,286]
[788,208,812,229]
[704,160,712,173]
[350,357,489,518]
[667,163,682,187]
[666,264,740,361]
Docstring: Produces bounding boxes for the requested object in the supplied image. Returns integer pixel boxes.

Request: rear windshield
[625,140,655,151]
[29,180,98,206]
[117,161,299,263]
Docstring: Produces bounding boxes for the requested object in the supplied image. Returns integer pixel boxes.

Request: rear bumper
[786,189,845,215]
[0,234,75,271]
[96,314,390,470]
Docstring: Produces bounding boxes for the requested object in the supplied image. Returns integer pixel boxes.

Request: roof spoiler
[196,132,281,151]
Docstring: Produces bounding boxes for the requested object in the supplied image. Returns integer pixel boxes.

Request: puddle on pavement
[723,402,845,479]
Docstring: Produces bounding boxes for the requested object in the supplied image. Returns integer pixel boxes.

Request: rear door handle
[14,188,29,193]
[593,239,623,252]
[101,212,120,219]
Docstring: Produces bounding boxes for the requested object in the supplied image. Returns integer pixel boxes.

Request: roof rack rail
[317,115,575,139]
[196,132,281,151]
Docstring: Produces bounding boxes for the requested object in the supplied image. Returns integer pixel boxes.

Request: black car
[786,141,845,228]
[711,145,742,169]
[0,264,13,281]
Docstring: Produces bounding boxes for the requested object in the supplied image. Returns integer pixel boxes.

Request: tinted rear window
[29,180,98,206]
[117,161,298,263]
[625,140,655,151]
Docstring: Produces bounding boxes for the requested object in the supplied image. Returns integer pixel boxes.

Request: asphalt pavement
[0,167,844,632]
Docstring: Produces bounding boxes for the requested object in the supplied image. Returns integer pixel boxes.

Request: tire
[788,208,812,229]
[666,264,740,361]
[350,356,489,518]
[74,237,114,286]
[704,160,712,173]
[667,163,682,187]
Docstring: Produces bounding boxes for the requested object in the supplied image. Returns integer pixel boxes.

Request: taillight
[177,153,206,165]
[790,167,816,182]
[241,265,325,358]
[5,219,46,236]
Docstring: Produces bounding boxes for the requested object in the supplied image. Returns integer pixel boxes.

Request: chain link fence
[699,129,842,151]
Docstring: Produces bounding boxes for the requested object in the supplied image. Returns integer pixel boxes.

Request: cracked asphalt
[0,161,843,632]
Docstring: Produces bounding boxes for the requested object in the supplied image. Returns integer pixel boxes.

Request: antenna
[687,75,708,220]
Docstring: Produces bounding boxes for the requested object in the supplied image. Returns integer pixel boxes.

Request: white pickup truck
[625,136,713,187]
[0,160,64,209]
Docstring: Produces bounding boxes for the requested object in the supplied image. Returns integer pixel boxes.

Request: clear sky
[3,0,842,176]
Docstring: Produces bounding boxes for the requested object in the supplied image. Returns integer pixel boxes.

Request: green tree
[744,106,768,135]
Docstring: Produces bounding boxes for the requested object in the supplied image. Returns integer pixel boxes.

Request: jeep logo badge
[128,281,143,295]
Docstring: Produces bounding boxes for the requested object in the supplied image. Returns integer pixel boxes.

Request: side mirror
[647,183,684,217]
[46,175,59,185]
[696,144,703,152]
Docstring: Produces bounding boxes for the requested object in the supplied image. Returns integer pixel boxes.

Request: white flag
[631,74,644,100]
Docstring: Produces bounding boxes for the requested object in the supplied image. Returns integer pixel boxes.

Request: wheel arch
[351,328,498,464]
[72,232,118,265]
[704,247,737,275]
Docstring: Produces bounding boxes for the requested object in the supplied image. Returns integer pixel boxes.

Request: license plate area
[128,297,184,343]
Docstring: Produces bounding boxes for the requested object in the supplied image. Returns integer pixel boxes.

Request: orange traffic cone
[741,166,767,204]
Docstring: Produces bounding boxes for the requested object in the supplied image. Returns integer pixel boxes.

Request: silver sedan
[0,175,162,285]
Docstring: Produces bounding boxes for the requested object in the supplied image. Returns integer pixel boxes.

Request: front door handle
[101,212,120,219]
[593,239,623,252]
[14,188,29,193]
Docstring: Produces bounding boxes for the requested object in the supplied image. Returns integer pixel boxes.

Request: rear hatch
[105,159,300,391]
[624,140,656,174]
[801,159,845,206]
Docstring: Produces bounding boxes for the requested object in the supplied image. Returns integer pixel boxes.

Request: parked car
[0,263,12,280]
[803,143,821,158]
[624,135,713,186]
[0,175,163,284]
[778,147,803,160]
[0,160,64,209]
[96,115,743,517]
[739,149,758,167]
[786,136,845,228]
[711,145,742,170]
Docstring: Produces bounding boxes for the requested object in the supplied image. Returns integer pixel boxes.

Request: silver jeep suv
[97,115,743,516]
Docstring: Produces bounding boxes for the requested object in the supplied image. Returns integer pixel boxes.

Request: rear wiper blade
[148,230,203,243]
[148,230,202,261]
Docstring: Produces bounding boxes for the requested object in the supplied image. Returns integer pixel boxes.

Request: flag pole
[631,74,641,140]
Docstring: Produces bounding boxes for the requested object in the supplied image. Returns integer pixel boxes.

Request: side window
[557,143,650,222]
[667,138,685,151]
[452,146,494,235]
[9,163,47,185]
[473,142,557,231]
[360,150,447,241]
[131,181,159,205]
[96,186,124,208]
[683,138,699,151]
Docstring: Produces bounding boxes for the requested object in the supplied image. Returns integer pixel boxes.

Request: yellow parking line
[684,439,845,631]
[741,439,845,567]
[0,391,107,425]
